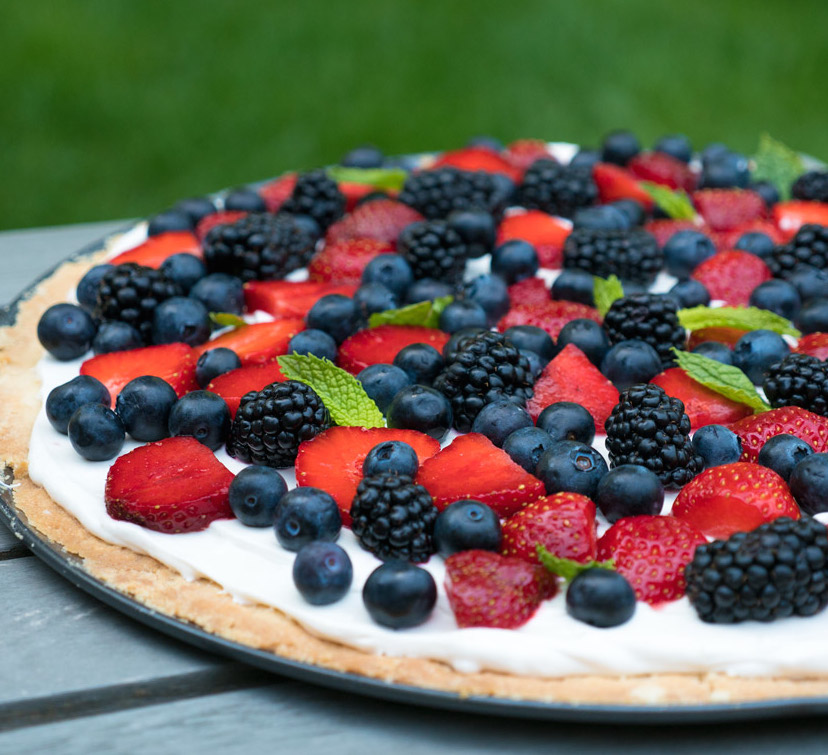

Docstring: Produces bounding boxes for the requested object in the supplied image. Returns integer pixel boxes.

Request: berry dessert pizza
[5,132,828,708]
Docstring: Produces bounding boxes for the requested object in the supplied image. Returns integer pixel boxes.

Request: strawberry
[497,299,601,340]
[713,219,784,249]
[337,181,389,213]
[692,189,766,232]
[431,147,522,183]
[206,362,287,417]
[258,173,297,214]
[80,343,197,406]
[337,325,450,375]
[307,238,394,284]
[295,426,440,525]
[596,515,707,604]
[105,436,234,534]
[507,277,550,307]
[416,433,546,517]
[672,462,800,539]
[644,219,707,248]
[325,199,424,247]
[110,231,201,268]
[686,327,747,350]
[627,151,697,193]
[728,406,828,462]
[592,163,654,211]
[650,367,752,429]
[195,210,247,242]
[504,139,552,173]
[496,210,571,268]
[501,492,597,564]
[796,332,828,360]
[772,201,828,240]
[193,319,304,366]
[525,344,619,427]
[690,250,772,306]
[244,280,358,319]
[444,550,557,629]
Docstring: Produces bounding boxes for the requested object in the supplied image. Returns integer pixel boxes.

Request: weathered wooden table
[2,221,827,753]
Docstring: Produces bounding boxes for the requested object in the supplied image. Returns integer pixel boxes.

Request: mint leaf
[593,275,624,317]
[326,166,408,192]
[537,545,614,583]
[209,312,247,330]
[672,349,770,413]
[677,305,800,337]
[276,354,384,428]
[639,182,697,220]
[368,295,453,329]
[751,133,804,202]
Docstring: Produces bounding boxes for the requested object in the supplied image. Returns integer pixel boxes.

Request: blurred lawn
[3,0,828,231]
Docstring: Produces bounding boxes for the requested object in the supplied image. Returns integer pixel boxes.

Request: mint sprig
[677,305,800,337]
[751,133,804,202]
[672,349,770,413]
[537,545,614,583]
[639,182,697,221]
[326,166,408,192]
[209,312,247,330]
[593,275,624,317]
[368,295,453,329]
[277,354,384,428]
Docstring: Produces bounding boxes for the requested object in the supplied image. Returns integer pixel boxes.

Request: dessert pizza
[5,132,828,709]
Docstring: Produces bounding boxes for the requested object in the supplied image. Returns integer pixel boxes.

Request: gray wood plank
[0,520,25,556]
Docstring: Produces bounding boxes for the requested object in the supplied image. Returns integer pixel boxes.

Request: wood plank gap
[0,544,31,561]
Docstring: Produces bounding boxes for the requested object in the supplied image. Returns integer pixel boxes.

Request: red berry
[504,139,553,174]
[432,147,522,183]
[244,280,358,319]
[692,189,766,232]
[627,151,697,193]
[195,211,247,242]
[325,199,424,247]
[110,231,201,268]
[497,300,601,340]
[337,325,450,375]
[506,277,550,307]
[193,319,304,366]
[686,326,748,350]
[496,210,571,268]
[307,238,394,284]
[796,333,828,361]
[592,163,654,210]
[691,250,772,307]
[728,406,828,462]
[206,362,288,417]
[772,201,828,240]
[258,173,298,214]
[644,219,708,249]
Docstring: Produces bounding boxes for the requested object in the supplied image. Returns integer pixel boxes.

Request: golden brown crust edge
[4,251,828,708]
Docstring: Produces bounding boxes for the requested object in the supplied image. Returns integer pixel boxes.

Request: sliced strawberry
[496,211,571,268]
[206,362,288,417]
[497,300,601,340]
[644,219,706,248]
[244,280,358,319]
[596,515,707,605]
[110,231,201,268]
[772,201,828,240]
[672,462,800,539]
[444,550,557,629]
[686,327,747,350]
[650,367,752,429]
[295,426,441,525]
[504,139,552,173]
[258,173,297,214]
[432,147,522,182]
[325,199,424,247]
[80,343,197,406]
[592,163,654,211]
[796,332,828,360]
[105,436,234,534]
[692,189,765,232]
[416,433,545,517]
[501,492,597,564]
[195,211,247,242]
[627,152,697,193]
[713,219,784,249]
[691,250,772,306]
[507,277,550,308]
[307,238,394,284]
[525,344,619,427]
[337,181,389,213]
[337,325,450,375]
[729,406,828,462]
[194,319,304,366]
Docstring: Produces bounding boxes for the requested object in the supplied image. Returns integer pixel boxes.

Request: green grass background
[3,0,828,231]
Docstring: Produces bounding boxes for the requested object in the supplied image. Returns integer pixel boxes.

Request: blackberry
[398,167,506,220]
[604,383,703,489]
[792,171,828,203]
[516,160,598,218]
[766,224,828,279]
[281,169,346,230]
[433,331,534,432]
[398,220,469,283]
[603,294,686,367]
[763,353,828,417]
[350,474,438,563]
[562,227,663,285]
[202,212,316,282]
[95,263,180,345]
[226,381,331,467]
[685,517,828,623]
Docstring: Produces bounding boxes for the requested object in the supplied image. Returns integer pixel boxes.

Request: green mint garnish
[639,182,697,221]
[209,312,247,330]
[277,354,384,428]
[677,305,800,337]
[672,349,770,413]
[593,275,625,318]
[326,166,408,192]
[537,545,614,583]
[751,133,805,202]
[368,295,453,329]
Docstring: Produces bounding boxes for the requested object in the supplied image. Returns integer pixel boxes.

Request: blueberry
[448,209,496,259]
[288,329,338,361]
[667,279,710,309]
[353,282,398,322]
[405,278,455,305]
[274,487,342,552]
[463,274,510,325]
[572,205,629,231]
[67,404,125,461]
[789,453,828,515]
[788,267,828,304]
[536,401,596,445]
[535,440,608,498]
[288,213,322,241]
[37,303,97,361]
[557,319,611,367]
[393,343,444,385]
[701,152,750,189]
[757,434,814,483]
[600,340,663,390]
[116,376,178,442]
[566,569,636,628]
[594,465,664,522]
[92,321,143,355]
[796,298,828,334]
[293,541,353,605]
[491,240,539,284]
[357,363,412,415]
[502,426,555,473]
[196,347,242,388]
[470,400,533,447]
[749,180,780,208]
[76,264,114,311]
[386,385,453,441]
[168,390,231,450]
[601,130,640,166]
[691,341,734,366]
[610,199,646,227]
[489,173,517,209]
[466,135,504,150]
[46,375,110,434]
[340,144,384,168]
[152,296,211,346]
[442,327,487,362]
[663,230,716,279]
[438,300,488,334]
[433,499,502,557]
[653,134,692,164]
[306,294,357,344]
[363,440,419,477]
[362,561,437,629]
[159,253,206,294]
[749,279,801,321]
[551,269,595,306]
[691,424,743,469]
[189,273,245,316]
[734,232,774,259]
[147,209,194,236]
[224,188,266,212]
[173,196,217,223]
[521,349,546,377]
[228,466,288,527]
[700,142,731,166]
[570,149,601,169]
[361,254,414,299]
[732,329,791,384]
[503,325,557,362]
